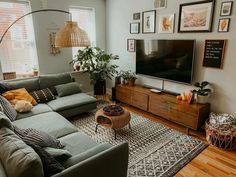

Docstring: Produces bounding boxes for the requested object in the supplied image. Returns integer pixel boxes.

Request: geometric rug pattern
[71,104,208,177]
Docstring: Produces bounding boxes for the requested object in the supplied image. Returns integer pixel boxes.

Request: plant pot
[33,71,38,76]
[197,95,209,104]
[94,79,106,95]
[128,79,135,86]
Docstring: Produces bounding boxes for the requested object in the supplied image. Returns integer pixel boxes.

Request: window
[0,1,38,77]
[69,7,96,57]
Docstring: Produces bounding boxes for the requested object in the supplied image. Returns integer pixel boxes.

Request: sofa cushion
[44,147,72,161]
[47,93,97,112]
[55,82,82,97]
[59,132,111,167]
[0,160,7,177]
[0,111,13,130]
[13,112,78,138]
[30,88,56,103]
[0,127,44,177]
[0,77,40,92]
[59,132,99,156]
[39,73,72,94]
[0,96,17,121]
[17,103,52,120]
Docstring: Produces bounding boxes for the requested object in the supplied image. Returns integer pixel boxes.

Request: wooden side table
[95,108,131,139]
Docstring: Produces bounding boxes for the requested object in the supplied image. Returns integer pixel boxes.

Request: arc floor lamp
[0,9,91,47]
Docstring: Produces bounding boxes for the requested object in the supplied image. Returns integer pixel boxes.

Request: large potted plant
[72,47,119,95]
[193,81,212,104]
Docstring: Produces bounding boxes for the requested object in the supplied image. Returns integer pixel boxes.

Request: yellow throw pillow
[3,88,37,106]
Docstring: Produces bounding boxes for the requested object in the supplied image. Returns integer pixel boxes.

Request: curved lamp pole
[0,9,90,47]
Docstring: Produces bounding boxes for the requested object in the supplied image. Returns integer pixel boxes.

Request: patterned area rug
[71,103,207,177]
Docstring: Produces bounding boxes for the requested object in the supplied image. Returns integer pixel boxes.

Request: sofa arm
[53,142,129,177]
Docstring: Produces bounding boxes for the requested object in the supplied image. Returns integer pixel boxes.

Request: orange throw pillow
[2,88,37,106]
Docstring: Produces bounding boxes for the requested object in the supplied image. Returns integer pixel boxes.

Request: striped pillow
[30,88,56,103]
[14,126,65,149]
[0,96,17,121]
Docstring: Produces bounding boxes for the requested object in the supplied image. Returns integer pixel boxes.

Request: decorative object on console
[71,47,119,95]
[203,40,226,68]
[120,70,137,86]
[206,112,236,150]
[154,0,167,9]
[142,10,156,33]
[158,14,175,33]
[176,91,194,104]
[178,0,215,33]
[218,18,230,32]
[130,22,140,34]
[127,39,136,52]
[133,13,141,20]
[193,81,212,104]
[220,1,233,16]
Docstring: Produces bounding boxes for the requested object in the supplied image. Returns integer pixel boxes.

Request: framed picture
[218,18,230,32]
[158,14,175,33]
[130,22,140,34]
[127,39,135,52]
[203,40,227,68]
[154,0,167,9]
[142,10,156,33]
[178,0,215,33]
[133,13,141,20]
[220,1,233,16]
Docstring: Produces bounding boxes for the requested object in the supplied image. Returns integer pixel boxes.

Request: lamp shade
[55,21,91,48]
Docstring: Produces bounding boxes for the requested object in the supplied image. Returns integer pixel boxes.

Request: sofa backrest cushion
[0,160,7,177]
[0,77,40,92]
[0,111,13,130]
[0,127,44,177]
[39,73,73,94]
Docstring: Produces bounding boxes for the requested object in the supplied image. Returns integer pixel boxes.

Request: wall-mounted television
[136,39,195,84]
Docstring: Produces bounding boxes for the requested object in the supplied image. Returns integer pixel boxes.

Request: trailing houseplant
[193,81,212,104]
[71,47,119,95]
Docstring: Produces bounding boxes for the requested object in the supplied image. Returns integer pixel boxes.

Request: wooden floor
[119,102,236,177]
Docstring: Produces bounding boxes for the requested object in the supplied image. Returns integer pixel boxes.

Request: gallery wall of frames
[127,0,233,69]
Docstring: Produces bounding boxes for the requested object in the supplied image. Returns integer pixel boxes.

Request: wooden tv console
[116,84,210,133]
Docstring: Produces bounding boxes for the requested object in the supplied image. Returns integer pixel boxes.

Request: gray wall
[106,0,236,115]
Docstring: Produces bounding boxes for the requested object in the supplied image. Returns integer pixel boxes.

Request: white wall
[106,0,236,115]
[30,0,106,74]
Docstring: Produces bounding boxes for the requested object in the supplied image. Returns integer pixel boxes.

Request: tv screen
[136,40,195,84]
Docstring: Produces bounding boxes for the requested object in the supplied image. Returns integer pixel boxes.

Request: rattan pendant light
[55,21,91,48]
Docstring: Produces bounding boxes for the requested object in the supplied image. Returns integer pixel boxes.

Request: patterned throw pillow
[14,126,65,149]
[30,88,56,103]
[2,88,37,106]
[0,96,17,121]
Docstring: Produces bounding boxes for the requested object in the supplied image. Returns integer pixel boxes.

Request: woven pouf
[206,113,236,150]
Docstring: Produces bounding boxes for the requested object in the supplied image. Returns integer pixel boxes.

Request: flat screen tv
[136,39,195,84]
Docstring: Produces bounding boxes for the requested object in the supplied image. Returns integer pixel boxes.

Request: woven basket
[205,119,236,150]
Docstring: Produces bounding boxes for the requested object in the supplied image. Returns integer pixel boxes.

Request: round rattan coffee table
[95,106,131,139]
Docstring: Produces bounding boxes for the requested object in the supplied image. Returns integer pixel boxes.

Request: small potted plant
[32,65,39,76]
[120,70,137,86]
[193,81,212,104]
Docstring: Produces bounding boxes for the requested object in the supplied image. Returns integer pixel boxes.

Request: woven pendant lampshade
[55,21,91,48]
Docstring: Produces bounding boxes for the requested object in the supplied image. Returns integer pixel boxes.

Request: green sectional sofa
[0,73,129,177]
